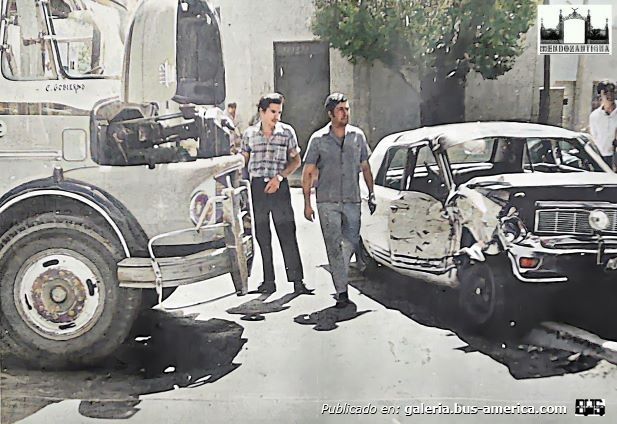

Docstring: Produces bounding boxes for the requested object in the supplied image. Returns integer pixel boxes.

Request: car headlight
[589,210,610,231]
[189,192,212,225]
[501,216,527,244]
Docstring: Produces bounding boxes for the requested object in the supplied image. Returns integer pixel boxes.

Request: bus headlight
[189,192,212,225]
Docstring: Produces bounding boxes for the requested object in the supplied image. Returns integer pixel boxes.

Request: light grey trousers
[317,202,361,295]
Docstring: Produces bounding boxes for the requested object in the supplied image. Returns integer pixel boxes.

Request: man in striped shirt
[241,93,312,295]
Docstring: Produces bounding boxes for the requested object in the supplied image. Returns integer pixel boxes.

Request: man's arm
[589,112,599,142]
[361,160,374,194]
[240,128,251,165]
[280,149,301,178]
[264,148,301,193]
[361,160,376,214]
[302,163,317,221]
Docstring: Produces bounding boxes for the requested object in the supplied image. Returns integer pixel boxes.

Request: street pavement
[2,188,617,424]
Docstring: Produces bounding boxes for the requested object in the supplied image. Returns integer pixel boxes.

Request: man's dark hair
[597,80,615,95]
[257,93,284,112]
[324,92,348,114]
[227,102,237,108]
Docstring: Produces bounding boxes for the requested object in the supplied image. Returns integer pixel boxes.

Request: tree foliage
[312,0,537,87]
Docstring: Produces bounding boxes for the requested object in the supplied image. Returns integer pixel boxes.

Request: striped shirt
[241,121,299,178]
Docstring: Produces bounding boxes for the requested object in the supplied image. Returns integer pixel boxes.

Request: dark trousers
[251,178,303,283]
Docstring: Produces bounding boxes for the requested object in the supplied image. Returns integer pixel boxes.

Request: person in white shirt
[589,80,617,170]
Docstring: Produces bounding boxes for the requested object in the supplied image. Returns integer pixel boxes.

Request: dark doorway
[274,41,330,152]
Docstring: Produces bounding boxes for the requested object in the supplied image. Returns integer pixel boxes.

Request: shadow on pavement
[0,309,245,423]
[226,291,312,321]
[293,303,372,331]
[350,266,602,380]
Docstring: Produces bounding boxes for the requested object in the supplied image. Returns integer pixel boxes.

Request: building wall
[465,27,541,123]
[211,0,317,131]
[364,61,421,146]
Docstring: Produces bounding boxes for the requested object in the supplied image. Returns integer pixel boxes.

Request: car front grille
[535,208,617,236]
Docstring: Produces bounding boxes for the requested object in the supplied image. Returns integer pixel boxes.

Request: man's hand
[304,204,315,222]
[264,178,280,194]
[368,192,377,215]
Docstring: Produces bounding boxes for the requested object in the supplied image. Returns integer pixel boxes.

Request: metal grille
[536,208,617,235]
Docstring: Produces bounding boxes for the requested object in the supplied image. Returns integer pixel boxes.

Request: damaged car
[360,122,616,331]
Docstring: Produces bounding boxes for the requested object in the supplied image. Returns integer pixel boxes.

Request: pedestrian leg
[251,180,275,283]
[317,203,347,295]
[270,180,304,282]
[341,203,362,275]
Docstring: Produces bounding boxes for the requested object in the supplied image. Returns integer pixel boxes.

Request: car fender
[0,177,149,258]
[450,186,504,256]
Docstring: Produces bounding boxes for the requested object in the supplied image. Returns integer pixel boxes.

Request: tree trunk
[420,64,466,126]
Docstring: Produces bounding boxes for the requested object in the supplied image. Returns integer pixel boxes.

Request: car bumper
[117,235,253,289]
[117,185,253,294]
[508,235,617,283]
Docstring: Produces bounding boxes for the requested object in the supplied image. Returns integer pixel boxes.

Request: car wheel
[358,239,378,275]
[458,259,503,329]
[456,255,528,334]
[0,213,142,369]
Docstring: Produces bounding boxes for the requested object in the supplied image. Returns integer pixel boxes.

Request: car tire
[0,213,142,369]
[457,255,523,334]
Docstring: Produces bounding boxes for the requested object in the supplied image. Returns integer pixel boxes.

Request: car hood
[463,173,617,230]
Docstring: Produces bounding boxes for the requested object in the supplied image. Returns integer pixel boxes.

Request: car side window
[376,146,408,190]
[405,145,448,201]
[1,0,57,80]
[525,138,557,166]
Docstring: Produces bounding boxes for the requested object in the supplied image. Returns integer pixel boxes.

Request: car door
[388,144,453,274]
[361,145,408,264]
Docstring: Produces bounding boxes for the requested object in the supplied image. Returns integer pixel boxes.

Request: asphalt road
[2,189,617,423]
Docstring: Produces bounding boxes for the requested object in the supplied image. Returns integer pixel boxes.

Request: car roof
[382,121,581,151]
[368,122,583,173]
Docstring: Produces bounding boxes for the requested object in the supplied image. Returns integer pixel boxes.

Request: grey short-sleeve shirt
[304,124,370,204]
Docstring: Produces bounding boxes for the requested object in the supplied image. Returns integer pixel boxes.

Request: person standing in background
[589,80,617,170]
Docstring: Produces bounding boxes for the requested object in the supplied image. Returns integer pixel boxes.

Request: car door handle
[390,204,409,212]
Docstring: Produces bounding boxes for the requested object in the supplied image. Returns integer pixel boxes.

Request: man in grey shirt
[302,93,375,308]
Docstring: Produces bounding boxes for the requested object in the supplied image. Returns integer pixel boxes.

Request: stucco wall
[211,0,317,130]
[465,27,541,123]
[365,61,421,146]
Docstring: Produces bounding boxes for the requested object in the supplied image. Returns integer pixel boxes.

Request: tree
[312,0,536,125]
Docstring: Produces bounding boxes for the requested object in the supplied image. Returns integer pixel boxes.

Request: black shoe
[293,281,315,295]
[334,291,351,308]
[255,281,276,294]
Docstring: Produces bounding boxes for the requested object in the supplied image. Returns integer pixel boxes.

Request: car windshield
[523,137,604,172]
[47,0,128,78]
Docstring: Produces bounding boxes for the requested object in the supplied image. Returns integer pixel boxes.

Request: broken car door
[388,143,452,274]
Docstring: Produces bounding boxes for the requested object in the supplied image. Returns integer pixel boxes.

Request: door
[361,145,409,263]
[388,144,452,272]
[273,41,329,151]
